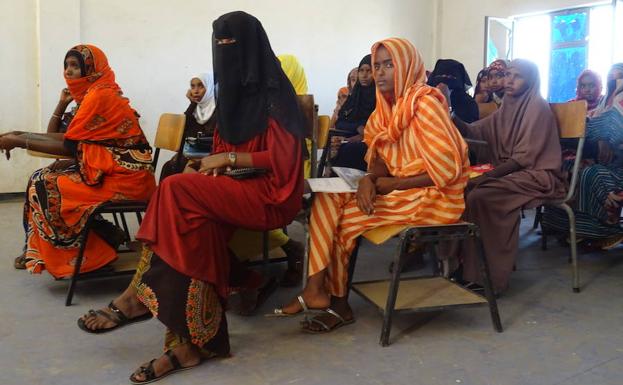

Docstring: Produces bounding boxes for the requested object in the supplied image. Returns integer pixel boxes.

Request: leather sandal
[77,301,152,334]
[129,349,200,384]
[268,295,325,317]
[300,308,355,334]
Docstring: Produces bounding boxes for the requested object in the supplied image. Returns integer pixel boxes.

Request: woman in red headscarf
[571,69,603,114]
[0,44,156,278]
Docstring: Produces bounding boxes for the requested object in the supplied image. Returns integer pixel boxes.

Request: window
[488,1,620,101]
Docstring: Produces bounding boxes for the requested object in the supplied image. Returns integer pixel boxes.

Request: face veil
[212,11,305,145]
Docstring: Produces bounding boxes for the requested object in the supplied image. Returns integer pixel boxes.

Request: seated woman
[573,69,603,115]
[452,59,565,293]
[77,11,305,382]
[276,38,469,333]
[12,87,78,269]
[0,44,156,277]
[427,59,479,123]
[474,68,491,103]
[329,86,350,128]
[486,59,508,107]
[160,73,217,180]
[542,63,623,248]
[328,54,376,172]
[347,67,358,93]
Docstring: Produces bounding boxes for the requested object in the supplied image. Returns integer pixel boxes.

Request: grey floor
[1,196,623,385]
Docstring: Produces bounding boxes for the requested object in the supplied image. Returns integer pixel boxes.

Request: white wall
[436,0,606,84]
[0,0,436,192]
[0,0,40,193]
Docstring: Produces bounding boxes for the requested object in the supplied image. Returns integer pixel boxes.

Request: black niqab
[337,54,376,128]
[427,59,479,123]
[212,11,305,144]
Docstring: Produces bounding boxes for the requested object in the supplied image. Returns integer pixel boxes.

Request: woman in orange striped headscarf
[275,38,469,333]
[0,44,156,277]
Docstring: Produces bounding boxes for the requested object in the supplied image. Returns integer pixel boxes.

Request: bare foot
[280,285,330,315]
[79,287,148,332]
[130,344,202,383]
[303,296,354,332]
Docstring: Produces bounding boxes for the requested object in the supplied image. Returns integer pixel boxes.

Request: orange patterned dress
[24,45,156,277]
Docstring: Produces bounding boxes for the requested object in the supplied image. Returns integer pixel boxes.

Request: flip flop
[129,349,201,385]
[267,295,325,318]
[77,301,153,334]
[300,308,355,334]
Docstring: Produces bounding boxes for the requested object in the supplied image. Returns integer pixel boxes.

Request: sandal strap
[134,359,157,382]
[324,308,346,324]
[296,295,309,312]
[307,317,331,331]
[93,309,118,324]
[164,350,182,371]
[107,300,129,323]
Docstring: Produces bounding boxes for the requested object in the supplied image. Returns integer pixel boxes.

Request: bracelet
[364,172,378,182]
[25,138,30,150]
[51,113,61,119]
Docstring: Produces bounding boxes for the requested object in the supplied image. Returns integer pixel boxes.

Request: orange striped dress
[308,38,469,296]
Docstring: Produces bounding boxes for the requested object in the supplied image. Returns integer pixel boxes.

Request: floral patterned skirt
[131,247,230,356]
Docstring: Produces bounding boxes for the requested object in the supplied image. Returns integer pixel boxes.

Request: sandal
[13,254,27,270]
[268,295,324,317]
[129,349,200,384]
[77,301,153,334]
[301,308,355,334]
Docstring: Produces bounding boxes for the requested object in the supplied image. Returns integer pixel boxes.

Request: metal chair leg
[560,203,580,293]
[533,206,542,229]
[473,227,503,333]
[380,232,408,347]
[65,229,90,306]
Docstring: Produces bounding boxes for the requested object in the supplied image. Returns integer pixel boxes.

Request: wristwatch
[227,152,237,167]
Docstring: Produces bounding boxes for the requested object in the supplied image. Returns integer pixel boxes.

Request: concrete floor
[1,196,623,385]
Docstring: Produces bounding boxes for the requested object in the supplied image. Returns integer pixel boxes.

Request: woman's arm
[47,89,73,133]
[0,133,72,159]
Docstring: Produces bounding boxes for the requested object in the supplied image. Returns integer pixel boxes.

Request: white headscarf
[191,73,216,124]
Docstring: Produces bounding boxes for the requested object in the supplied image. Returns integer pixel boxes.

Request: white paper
[331,167,366,189]
[306,177,356,193]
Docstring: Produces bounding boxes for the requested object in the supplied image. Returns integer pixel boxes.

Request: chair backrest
[154,113,186,152]
[548,100,587,204]
[549,100,587,139]
[477,102,498,119]
[317,115,330,149]
[297,95,316,139]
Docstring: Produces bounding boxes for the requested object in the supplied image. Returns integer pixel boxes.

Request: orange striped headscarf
[364,38,468,188]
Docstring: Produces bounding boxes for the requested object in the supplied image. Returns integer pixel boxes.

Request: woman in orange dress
[0,44,156,278]
[276,37,469,333]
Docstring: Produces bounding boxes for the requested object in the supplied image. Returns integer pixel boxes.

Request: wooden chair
[64,113,186,305]
[540,100,587,293]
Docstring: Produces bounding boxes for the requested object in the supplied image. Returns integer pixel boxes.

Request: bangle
[25,138,30,150]
[364,172,378,182]
[51,114,61,119]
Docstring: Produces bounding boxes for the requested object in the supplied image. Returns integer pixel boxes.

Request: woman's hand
[59,88,73,105]
[186,89,193,102]
[467,174,488,190]
[346,134,363,143]
[598,141,614,165]
[356,175,376,215]
[0,134,23,160]
[375,177,398,195]
[330,135,345,157]
[198,153,230,175]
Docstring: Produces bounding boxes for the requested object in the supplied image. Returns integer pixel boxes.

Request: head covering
[191,73,216,125]
[427,59,479,123]
[573,69,602,111]
[212,11,304,145]
[337,54,376,126]
[63,44,117,104]
[469,59,561,171]
[474,68,489,95]
[277,54,308,95]
[347,67,358,93]
[338,87,349,97]
[364,38,468,186]
[427,59,472,91]
[488,59,508,74]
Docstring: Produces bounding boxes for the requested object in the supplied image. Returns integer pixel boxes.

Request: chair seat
[95,200,149,213]
[362,222,472,245]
